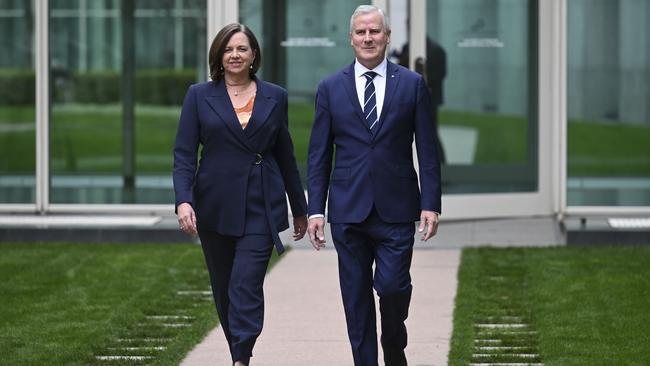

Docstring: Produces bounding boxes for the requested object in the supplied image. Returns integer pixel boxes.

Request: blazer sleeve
[173,84,200,211]
[272,90,308,217]
[413,75,442,213]
[306,81,334,216]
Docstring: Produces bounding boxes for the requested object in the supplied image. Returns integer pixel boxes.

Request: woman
[173,23,308,366]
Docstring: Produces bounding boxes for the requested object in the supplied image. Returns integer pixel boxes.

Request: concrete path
[180,246,460,366]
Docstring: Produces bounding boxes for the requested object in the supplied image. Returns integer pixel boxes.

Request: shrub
[0,69,35,105]
[0,68,198,105]
[135,69,196,105]
[72,71,121,104]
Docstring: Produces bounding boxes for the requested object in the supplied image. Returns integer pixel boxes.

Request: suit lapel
[372,61,401,140]
[342,63,369,132]
[204,80,253,151]
[244,79,277,139]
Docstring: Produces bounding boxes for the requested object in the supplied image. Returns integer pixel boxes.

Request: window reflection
[0,1,35,203]
[417,0,537,194]
[49,0,206,204]
[567,0,650,206]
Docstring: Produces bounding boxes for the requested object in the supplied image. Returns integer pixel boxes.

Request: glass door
[398,0,552,219]
[239,0,366,183]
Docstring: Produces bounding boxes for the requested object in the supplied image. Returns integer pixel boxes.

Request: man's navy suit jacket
[173,78,306,237]
[307,61,441,223]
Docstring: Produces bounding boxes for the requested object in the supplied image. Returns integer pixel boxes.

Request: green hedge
[135,69,196,105]
[0,69,197,105]
[68,71,121,104]
[0,69,36,105]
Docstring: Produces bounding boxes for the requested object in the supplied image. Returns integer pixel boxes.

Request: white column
[539,0,567,217]
[409,0,426,71]
[373,0,388,16]
[207,0,238,47]
[35,0,50,213]
[206,0,239,78]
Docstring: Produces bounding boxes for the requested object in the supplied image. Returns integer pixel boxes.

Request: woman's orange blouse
[234,94,255,129]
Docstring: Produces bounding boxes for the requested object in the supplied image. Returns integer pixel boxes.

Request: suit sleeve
[413,75,442,213]
[273,90,308,217]
[173,84,200,212]
[307,81,334,216]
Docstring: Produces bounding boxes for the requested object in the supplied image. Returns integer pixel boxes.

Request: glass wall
[412,0,538,194]
[49,0,206,204]
[239,0,364,180]
[0,0,35,203]
[567,0,650,206]
[1,0,648,215]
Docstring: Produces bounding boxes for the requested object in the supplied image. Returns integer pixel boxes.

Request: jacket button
[254,153,263,165]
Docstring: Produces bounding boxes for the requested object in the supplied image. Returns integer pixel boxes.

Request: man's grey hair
[349,5,391,34]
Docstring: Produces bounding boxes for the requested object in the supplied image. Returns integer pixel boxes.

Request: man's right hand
[307,217,327,251]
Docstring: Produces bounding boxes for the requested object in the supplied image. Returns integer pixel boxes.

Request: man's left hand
[418,210,439,241]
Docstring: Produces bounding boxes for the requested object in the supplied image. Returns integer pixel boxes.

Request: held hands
[293,215,308,241]
[307,217,327,251]
[177,202,197,236]
[418,210,439,241]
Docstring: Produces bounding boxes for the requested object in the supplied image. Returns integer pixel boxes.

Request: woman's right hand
[177,202,197,236]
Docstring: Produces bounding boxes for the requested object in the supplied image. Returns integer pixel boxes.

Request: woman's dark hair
[208,23,262,81]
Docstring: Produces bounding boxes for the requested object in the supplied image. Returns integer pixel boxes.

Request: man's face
[350,11,390,69]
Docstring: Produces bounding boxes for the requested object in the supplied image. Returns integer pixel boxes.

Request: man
[307,5,441,366]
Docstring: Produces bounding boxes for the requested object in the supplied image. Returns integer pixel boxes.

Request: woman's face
[222,32,255,78]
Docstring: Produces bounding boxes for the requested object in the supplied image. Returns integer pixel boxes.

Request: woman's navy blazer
[173,78,307,253]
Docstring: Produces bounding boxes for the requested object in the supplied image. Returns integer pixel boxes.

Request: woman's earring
[249,64,253,70]
[219,65,224,72]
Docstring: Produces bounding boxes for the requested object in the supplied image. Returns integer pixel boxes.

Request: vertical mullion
[539,0,567,218]
[207,0,238,78]
[558,0,567,218]
[373,0,388,17]
[35,0,49,213]
[409,0,426,71]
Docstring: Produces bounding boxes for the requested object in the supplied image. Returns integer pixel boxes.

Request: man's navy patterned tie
[363,71,378,130]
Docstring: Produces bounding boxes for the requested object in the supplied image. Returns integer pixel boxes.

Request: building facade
[0,0,648,219]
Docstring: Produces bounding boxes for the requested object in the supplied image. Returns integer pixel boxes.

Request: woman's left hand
[293,215,308,241]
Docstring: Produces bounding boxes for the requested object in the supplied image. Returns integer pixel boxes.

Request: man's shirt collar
[354,58,387,79]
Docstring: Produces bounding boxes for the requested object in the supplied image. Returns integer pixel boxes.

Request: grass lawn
[1,103,649,177]
[0,242,280,366]
[567,119,650,176]
[439,110,528,164]
[449,246,650,366]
